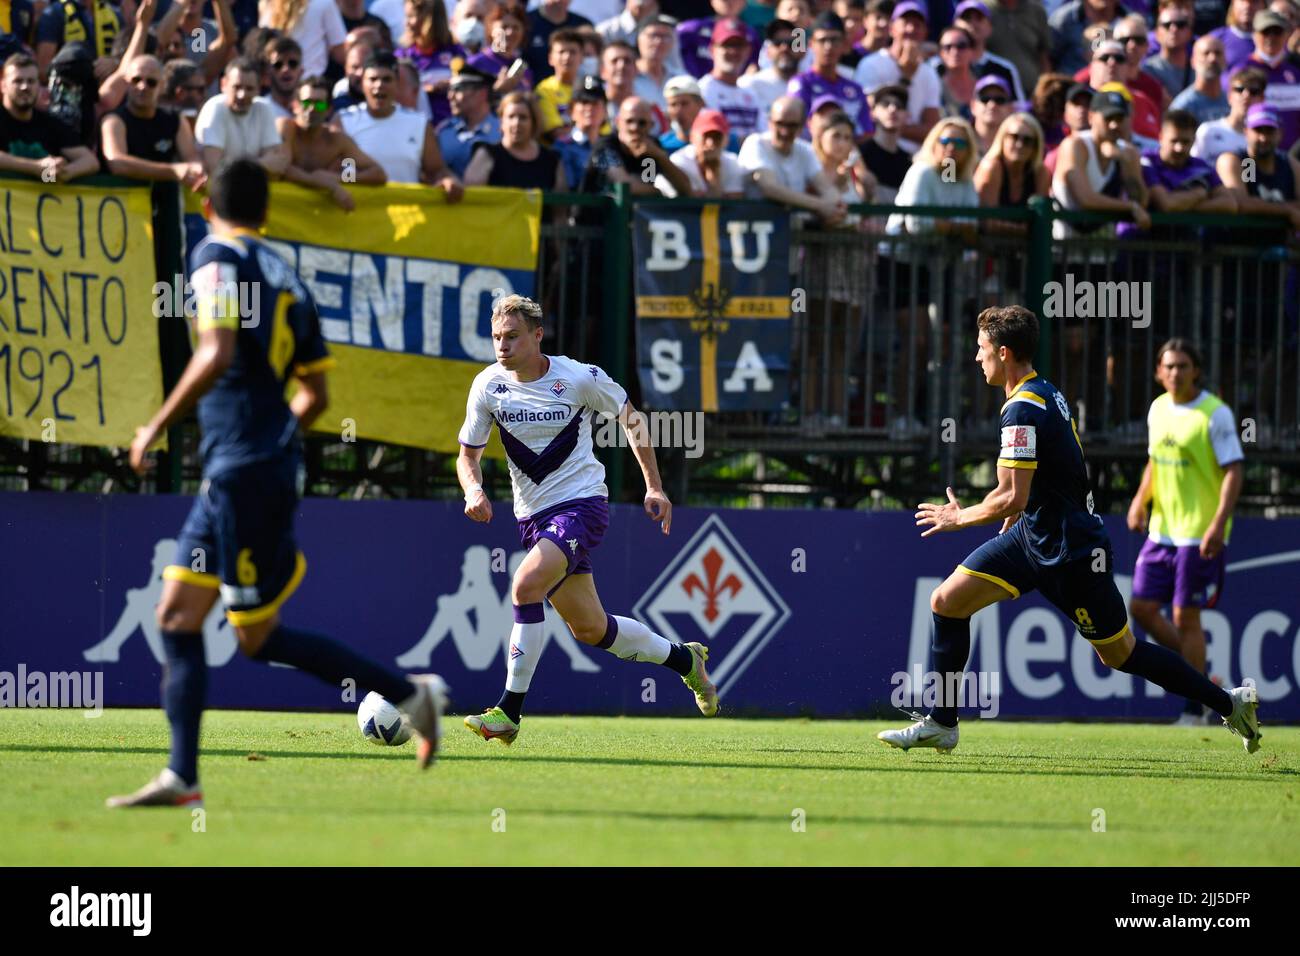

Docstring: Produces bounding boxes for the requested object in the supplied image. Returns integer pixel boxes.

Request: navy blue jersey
[188,230,333,477]
[997,372,1109,565]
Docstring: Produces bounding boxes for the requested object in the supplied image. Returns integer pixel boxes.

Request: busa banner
[0,179,162,447]
[3,489,1297,722]
[184,183,543,455]
[633,203,791,411]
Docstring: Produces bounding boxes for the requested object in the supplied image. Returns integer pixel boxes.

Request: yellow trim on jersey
[196,312,240,332]
[295,356,336,376]
[956,564,1021,598]
[997,458,1038,470]
[225,552,307,626]
[163,565,220,588]
[1088,623,1131,646]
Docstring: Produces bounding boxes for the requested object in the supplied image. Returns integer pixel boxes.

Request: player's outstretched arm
[619,401,671,535]
[129,327,235,474]
[458,444,493,523]
[916,466,1031,538]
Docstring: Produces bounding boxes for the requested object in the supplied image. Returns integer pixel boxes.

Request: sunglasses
[1114,34,1147,44]
[271,59,301,70]
[877,98,905,110]
[129,76,159,88]
[299,97,328,111]
[939,135,969,147]
[1159,18,1190,29]
[978,93,1009,104]
[773,119,802,129]
[1007,131,1037,146]
[1262,26,1287,36]
[1098,53,1125,63]
[1233,84,1265,94]
[941,42,971,51]
[770,37,795,47]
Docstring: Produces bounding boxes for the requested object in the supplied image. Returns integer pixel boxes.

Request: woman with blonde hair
[974,111,1050,210]
[396,0,465,124]
[259,0,347,76]
[886,116,980,239]
[463,91,565,190]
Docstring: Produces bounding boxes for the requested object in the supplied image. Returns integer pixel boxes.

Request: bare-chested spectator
[279,74,385,209]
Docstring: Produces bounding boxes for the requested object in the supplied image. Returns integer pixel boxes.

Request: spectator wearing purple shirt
[788,12,874,141]
[394,0,466,126]
[1210,0,1265,68]
[677,0,762,78]
[1139,108,1238,234]
[469,2,535,94]
[1221,9,1300,148]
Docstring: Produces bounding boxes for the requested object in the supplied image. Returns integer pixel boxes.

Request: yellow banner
[0,179,162,447]
[186,183,541,456]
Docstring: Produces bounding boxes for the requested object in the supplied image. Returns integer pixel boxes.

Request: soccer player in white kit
[457,295,719,744]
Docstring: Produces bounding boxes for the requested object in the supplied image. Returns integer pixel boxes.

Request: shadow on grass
[2,743,1293,782]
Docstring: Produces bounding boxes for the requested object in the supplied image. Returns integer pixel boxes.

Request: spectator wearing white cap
[788,11,873,141]
[700,17,764,138]
[740,18,804,118]
[740,96,847,225]
[853,1,941,147]
[659,107,746,196]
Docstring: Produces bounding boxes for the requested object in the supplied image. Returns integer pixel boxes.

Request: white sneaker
[877,712,959,752]
[401,674,450,770]
[106,768,203,809]
[1223,685,1261,754]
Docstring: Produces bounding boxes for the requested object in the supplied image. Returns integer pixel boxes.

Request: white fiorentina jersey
[459,355,629,519]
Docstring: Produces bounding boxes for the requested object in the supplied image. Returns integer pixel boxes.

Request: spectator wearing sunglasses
[254,36,304,121]
[101,53,205,190]
[1192,63,1266,159]
[1224,9,1300,147]
[971,74,1014,153]
[581,94,691,194]
[279,74,385,209]
[1087,40,1161,147]
[1170,34,1231,122]
[1210,0,1267,69]
[975,111,1050,210]
[861,83,911,203]
[1143,0,1198,98]
[1048,0,1127,78]
[788,12,873,141]
[936,23,979,120]
[949,2,1027,102]
[163,59,210,126]
[738,95,847,224]
[259,0,347,78]
[739,18,803,121]
[854,2,942,148]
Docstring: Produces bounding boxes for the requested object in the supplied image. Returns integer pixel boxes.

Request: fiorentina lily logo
[634,515,789,696]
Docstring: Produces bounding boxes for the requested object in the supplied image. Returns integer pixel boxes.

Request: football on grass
[357,692,411,746]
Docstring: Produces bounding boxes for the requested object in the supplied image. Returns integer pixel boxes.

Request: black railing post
[1027,196,1054,377]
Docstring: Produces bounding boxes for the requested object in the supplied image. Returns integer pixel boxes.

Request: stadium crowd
[2,0,1300,232]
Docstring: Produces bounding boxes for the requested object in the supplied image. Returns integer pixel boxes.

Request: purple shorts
[1131,538,1226,609]
[517,496,610,592]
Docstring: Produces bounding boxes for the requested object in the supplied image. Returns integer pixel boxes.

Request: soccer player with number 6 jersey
[878,306,1262,754]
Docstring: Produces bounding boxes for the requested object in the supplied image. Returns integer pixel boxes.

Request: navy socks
[160,630,206,787]
[254,625,415,705]
[929,613,972,728]
[1118,639,1233,717]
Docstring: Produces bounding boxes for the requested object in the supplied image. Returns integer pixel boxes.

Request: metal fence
[2,184,1298,512]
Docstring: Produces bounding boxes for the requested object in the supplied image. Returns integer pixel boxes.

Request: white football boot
[401,674,450,769]
[1222,685,1261,753]
[876,711,960,753]
[106,768,203,809]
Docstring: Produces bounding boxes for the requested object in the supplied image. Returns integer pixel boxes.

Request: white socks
[505,603,546,693]
[604,615,672,664]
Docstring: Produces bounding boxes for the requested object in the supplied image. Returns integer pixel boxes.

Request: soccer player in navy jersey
[878,305,1262,753]
[457,294,717,745]
[108,159,448,808]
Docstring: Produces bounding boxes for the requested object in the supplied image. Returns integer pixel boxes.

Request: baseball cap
[891,1,928,22]
[1091,86,1131,117]
[1246,103,1281,128]
[1066,82,1094,103]
[812,11,846,33]
[449,62,494,88]
[641,13,677,30]
[872,82,909,103]
[954,0,990,19]
[693,108,730,137]
[811,93,843,114]
[1254,9,1290,31]
[663,74,703,100]
[712,17,750,45]
[572,74,606,102]
[765,17,796,41]
[974,74,1011,98]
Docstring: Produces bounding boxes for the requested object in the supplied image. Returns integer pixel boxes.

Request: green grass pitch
[1,710,1297,866]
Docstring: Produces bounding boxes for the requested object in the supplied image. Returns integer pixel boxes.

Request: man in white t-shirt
[659,108,745,196]
[700,17,763,138]
[285,0,348,77]
[738,95,846,223]
[195,58,288,176]
[334,50,463,196]
[739,17,804,120]
[853,1,940,146]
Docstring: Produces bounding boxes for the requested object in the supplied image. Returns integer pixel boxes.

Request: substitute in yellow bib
[1128,338,1244,725]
